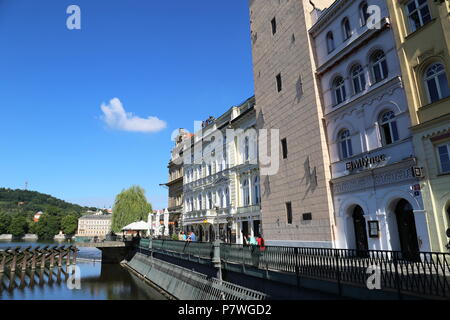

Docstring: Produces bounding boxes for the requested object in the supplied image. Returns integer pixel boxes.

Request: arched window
[242,179,250,207]
[327,32,335,53]
[342,17,352,40]
[253,176,260,205]
[339,129,353,160]
[359,2,370,26]
[244,136,250,161]
[424,63,450,103]
[351,64,366,94]
[333,76,346,105]
[379,111,399,146]
[371,50,388,83]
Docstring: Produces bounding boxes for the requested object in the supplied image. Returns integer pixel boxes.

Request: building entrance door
[352,206,369,255]
[395,199,420,261]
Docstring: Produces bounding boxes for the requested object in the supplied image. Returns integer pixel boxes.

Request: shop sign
[346,154,386,171]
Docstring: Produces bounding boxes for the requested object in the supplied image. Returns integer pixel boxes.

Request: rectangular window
[286,202,293,224]
[271,17,277,35]
[276,73,282,92]
[281,138,288,159]
[437,143,450,173]
[406,0,431,33]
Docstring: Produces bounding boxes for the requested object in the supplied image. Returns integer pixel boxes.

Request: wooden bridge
[0,245,78,273]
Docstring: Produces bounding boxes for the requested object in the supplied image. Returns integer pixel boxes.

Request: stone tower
[248,0,335,247]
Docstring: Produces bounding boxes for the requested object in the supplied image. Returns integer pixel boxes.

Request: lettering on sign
[346,154,386,171]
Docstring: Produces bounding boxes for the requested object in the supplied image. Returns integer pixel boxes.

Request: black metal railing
[138,239,450,299]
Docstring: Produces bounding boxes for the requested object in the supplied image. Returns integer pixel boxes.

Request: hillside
[0,188,98,217]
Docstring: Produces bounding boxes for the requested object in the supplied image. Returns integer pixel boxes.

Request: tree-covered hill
[0,188,97,216]
[0,188,100,238]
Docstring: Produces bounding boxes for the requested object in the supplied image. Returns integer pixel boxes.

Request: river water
[0,241,166,300]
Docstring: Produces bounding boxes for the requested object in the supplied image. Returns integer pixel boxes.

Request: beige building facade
[387,0,450,252]
[76,214,112,239]
[248,0,336,247]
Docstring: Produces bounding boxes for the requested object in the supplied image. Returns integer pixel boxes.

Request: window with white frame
[244,136,250,162]
[424,63,450,104]
[253,176,260,205]
[198,194,202,210]
[437,142,450,174]
[342,17,352,40]
[218,189,224,208]
[371,50,388,83]
[339,129,353,160]
[379,111,399,146]
[406,0,432,33]
[207,192,213,209]
[242,179,250,207]
[333,76,346,105]
[351,64,366,94]
[327,31,335,53]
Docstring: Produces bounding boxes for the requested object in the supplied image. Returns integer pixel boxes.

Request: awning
[121,221,150,231]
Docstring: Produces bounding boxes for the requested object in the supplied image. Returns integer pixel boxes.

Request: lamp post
[212,206,222,280]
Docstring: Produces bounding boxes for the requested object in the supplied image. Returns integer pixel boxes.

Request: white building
[309,0,430,256]
[182,97,261,244]
[148,209,169,237]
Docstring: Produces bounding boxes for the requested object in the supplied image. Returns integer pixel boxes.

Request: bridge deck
[75,241,127,248]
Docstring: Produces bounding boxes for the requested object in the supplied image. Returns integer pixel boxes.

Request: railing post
[335,249,342,296]
[393,251,403,300]
[294,247,300,288]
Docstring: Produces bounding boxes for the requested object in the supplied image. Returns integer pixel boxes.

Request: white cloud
[100,98,167,133]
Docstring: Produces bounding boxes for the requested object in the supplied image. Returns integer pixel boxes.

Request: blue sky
[0,0,254,209]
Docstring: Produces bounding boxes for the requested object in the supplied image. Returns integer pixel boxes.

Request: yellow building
[387,0,450,251]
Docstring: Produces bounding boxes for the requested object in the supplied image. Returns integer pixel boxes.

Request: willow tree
[111,185,152,233]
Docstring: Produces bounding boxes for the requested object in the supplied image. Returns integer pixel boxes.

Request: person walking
[187,231,197,242]
[249,234,258,246]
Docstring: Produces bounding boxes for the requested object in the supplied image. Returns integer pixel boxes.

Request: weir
[0,245,78,273]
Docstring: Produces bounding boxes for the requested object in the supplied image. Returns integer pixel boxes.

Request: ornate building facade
[182,97,261,244]
[309,0,431,256]
[387,0,450,252]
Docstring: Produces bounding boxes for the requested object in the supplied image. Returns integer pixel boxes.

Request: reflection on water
[0,241,166,300]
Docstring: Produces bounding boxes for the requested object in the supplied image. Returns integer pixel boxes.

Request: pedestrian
[249,234,258,245]
[187,231,197,242]
[178,231,185,241]
[257,235,265,252]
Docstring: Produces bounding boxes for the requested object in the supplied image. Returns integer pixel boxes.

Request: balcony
[236,205,260,215]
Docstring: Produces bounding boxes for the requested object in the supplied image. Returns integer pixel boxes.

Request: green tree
[34,214,61,240]
[8,216,28,237]
[111,185,152,233]
[0,213,12,234]
[61,215,78,235]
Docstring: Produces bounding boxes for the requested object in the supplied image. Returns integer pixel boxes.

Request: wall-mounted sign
[412,166,424,178]
[346,155,386,171]
[368,220,380,238]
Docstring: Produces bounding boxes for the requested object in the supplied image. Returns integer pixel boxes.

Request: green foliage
[61,215,78,236]
[8,216,28,237]
[0,188,99,238]
[0,213,12,234]
[111,185,152,233]
[34,214,61,240]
